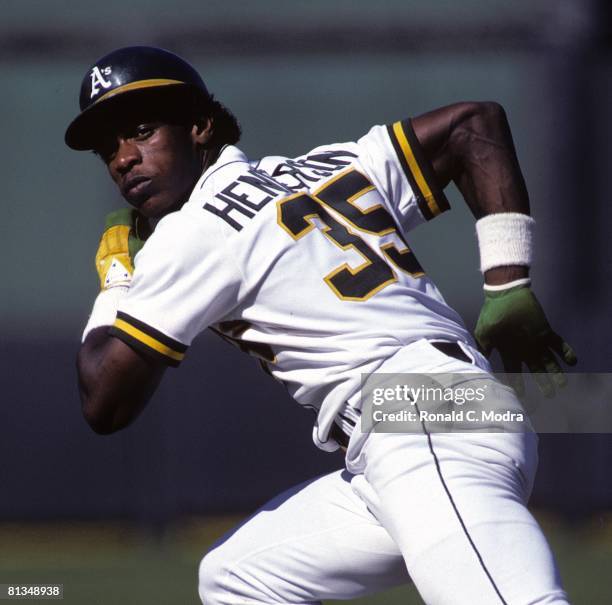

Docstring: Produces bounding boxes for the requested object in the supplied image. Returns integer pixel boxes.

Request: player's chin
[125,193,172,219]
[133,198,159,218]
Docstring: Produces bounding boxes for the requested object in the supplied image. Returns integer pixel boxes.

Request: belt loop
[457,341,476,365]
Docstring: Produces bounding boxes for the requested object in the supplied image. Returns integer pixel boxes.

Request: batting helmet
[65,46,211,150]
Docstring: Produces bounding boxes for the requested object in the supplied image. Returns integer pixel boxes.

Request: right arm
[77,208,240,431]
[77,208,165,434]
[77,327,165,434]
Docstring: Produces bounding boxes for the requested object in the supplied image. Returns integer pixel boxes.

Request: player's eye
[133,124,156,140]
[93,139,118,164]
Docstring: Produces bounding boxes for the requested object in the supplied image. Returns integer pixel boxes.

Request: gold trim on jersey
[312,168,396,237]
[320,222,398,302]
[380,241,425,278]
[325,265,397,301]
[276,192,320,240]
[391,121,444,218]
[113,318,186,363]
[347,184,376,204]
[276,188,399,301]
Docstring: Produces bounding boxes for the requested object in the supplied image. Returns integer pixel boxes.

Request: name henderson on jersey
[203,149,358,231]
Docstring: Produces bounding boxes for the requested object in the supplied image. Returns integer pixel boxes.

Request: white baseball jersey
[109,119,473,450]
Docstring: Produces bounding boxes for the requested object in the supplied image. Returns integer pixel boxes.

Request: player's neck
[202,145,223,173]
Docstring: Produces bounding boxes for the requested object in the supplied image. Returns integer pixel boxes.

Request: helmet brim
[64,83,204,150]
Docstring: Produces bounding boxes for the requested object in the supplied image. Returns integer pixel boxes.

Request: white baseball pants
[198,341,569,604]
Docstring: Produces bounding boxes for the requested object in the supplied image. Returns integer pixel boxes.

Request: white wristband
[82,286,129,342]
[483,277,531,292]
[475,212,534,273]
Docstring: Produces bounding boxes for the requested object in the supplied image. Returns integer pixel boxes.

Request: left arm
[411,101,577,394]
[411,101,529,286]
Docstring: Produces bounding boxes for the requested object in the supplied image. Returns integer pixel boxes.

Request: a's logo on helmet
[90,66,112,98]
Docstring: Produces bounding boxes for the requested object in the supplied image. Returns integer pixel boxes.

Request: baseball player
[68,46,577,604]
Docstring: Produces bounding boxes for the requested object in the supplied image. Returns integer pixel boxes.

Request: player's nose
[112,138,141,175]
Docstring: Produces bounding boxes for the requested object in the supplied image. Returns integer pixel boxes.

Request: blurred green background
[2,513,612,604]
[1,0,611,602]
[3,0,610,337]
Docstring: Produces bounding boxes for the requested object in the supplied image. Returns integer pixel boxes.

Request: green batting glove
[104,208,150,260]
[95,208,150,290]
[474,285,577,397]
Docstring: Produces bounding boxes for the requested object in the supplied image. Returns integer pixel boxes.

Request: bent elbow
[82,400,117,435]
[455,100,507,127]
[81,390,138,435]
[478,100,507,124]
[470,101,509,131]
[77,353,121,435]
[449,101,511,163]
[86,418,117,436]
[76,335,162,435]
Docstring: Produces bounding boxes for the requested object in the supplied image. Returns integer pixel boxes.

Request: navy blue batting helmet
[65,46,211,150]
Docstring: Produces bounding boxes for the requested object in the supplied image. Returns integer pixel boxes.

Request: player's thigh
[198,469,408,605]
[359,432,567,605]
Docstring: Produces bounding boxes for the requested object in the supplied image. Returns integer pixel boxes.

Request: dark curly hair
[202,96,242,148]
[164,87,241,148]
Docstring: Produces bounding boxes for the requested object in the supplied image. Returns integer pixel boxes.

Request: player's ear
[191,116,214,148]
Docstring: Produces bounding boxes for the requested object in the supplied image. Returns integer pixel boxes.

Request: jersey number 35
[277,168,423,301]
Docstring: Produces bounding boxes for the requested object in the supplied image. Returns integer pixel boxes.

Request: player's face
[95,117,205,219]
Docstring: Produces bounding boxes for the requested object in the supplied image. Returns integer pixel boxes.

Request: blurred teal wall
[1,0,611,518]
[1,0,561,340]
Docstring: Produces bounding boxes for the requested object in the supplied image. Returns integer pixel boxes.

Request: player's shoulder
[141,202,225,261]
[194,145,251,195]
[356,122,397,152]
[254,139,364,185]
[184,145,253,213]
[288,124,398,174]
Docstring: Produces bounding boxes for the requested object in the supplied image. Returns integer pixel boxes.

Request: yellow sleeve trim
[113,318,185,362]
[391,121,443,217]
